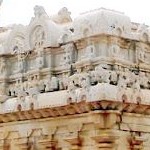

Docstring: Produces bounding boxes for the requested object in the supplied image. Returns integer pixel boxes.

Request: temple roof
[0,6,150,54]
[73,8,132,38]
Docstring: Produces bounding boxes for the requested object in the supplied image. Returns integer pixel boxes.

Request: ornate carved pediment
[137,24,150,42]
[30,25,45,50]
[7,25,26,54]
[27,6,62,49]
[51,7,72,24]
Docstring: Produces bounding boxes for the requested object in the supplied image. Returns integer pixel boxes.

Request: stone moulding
[1,4,150,150]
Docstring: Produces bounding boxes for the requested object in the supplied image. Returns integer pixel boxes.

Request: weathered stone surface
[0,5,149,150]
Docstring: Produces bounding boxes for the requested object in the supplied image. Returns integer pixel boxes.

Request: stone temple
[0,4,150,150]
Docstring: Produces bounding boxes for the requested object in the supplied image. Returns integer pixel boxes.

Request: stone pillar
[92,133,119,150]
[3,140,10,150]
[0,140,4,150]
[48,51,53,68]
[91,110,120,150]
[15,138,29,150]
[128,136,145,150]
[100,110,121,129]
[65,137,81,150]
[37,138,57,150]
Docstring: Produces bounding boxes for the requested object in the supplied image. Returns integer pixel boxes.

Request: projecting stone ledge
[0,83,149,122]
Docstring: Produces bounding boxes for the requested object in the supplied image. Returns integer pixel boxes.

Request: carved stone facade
[0,6,150,150]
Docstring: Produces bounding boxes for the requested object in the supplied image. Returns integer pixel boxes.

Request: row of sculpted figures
[67,64,150,102]
[5,63,150,102]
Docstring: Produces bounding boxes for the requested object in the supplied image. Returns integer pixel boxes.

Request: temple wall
[0,110,150,149]
[0,5,149,150]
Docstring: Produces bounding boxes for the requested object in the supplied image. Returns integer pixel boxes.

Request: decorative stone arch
[115,27,123,36]
[58,29,73,44]
[61,33,69,43]
[7,25,26,54]
[76,18,92,37]
[82,22,92,37]
[114,27,123,36]
[26,17,62,50]
[83,27,91,37]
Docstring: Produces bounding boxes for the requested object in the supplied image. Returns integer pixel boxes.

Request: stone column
[92,133,119,150]
[3,140,10,150]
[15,138,29,150]
[48,50,53,68]
[65,137,81,150]
[128,136,146,150]
[91,110,120,150]
[37,138,57,150]
[0,140,4,150]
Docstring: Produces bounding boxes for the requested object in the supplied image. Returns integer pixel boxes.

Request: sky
[0,0,150,26]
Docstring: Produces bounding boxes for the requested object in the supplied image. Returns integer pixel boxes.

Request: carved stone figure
[0,83,8,103]
[11,37,26,73]
[117,71,129,102]
[31,26,45,68]
[32,26,45,49]
[12,37,24,54]
[59,78,64,90]
[0,83,6,95]
[67,80,77,102]
[50,76,59,91]
[44,78,51,92]
[32,75,39,91]
[27,76,32,90]
[9,84,15,97]
[95,65,110,83]
[61,43,75,66]
[36,54,44,68]
[109,43,120,58]
[27,76,40,99]
[110,70,118,85]
[70,73,81,87]
[14,79,23,97]
[122,68,132,87]
[23,81,28,93]
[117,72,128,90]
[59,75,69,90]
[84,44,96,59]
[130,73,142,103]
[139,72,149,89]
[0,58,6,75]
[136,43,149,64]
[38,79,45,92]
[80,73,91,90]
[17,54,25,73]
[138,49,146,63]
[17,89,27,101]
[131,74,141,92]
[90,70,98,85]
[78,73,91,100]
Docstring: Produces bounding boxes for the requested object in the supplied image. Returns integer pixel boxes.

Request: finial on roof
[51,7,72,24]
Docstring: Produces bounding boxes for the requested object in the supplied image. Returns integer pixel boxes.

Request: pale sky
[0,0,150,26]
